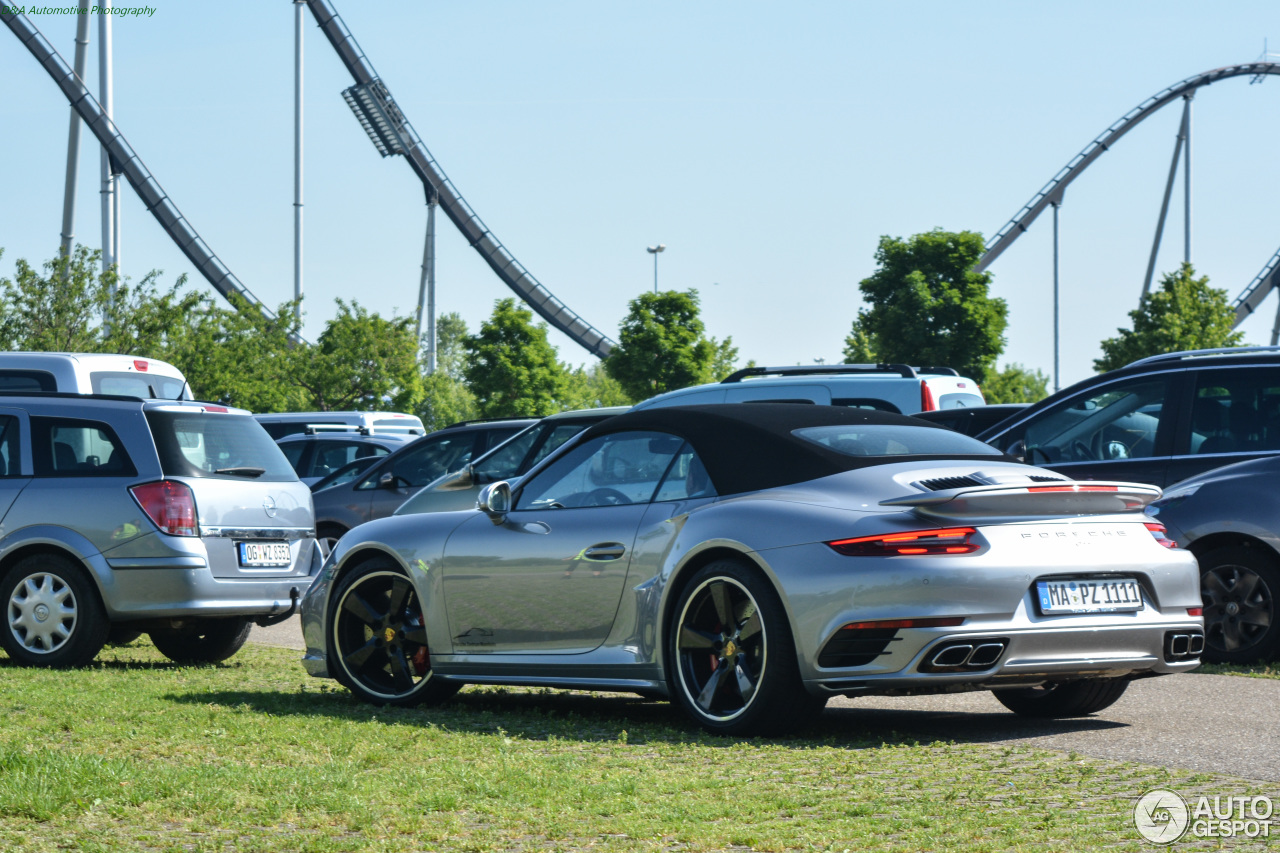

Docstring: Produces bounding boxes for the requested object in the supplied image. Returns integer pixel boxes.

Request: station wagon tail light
[1143,521,1178,549]
[920,382,937,412]
[130,480,198,536]
[827,527,979,556]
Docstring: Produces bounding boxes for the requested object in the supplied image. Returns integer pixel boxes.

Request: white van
[253,411,427,440]
[632,364,985,414]
[0,352,191,399]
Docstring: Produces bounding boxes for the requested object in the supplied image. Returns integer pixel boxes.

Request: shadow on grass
[164,683,1124,750]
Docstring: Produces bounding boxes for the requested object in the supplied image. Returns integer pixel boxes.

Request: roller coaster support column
[1051,199,1061,393]
[1184,96,1193,265]
[294,0,305,326]
[58,0,90,264]
[1143,95,1193,297]
[97,8,118,279]
[417,189,438,374]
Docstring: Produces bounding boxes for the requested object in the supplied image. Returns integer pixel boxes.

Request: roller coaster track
[5,3,616,358]
[305,0,614,359]
[977,62,1280,331]
[2,9,284,326]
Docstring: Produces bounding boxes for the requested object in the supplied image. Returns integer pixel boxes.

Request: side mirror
[440,464,475,491]
[477,481,512,525]
[1007,439,1027,464]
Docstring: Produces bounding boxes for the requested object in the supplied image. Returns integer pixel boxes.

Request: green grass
[1193,662,1280,679]
[0,642,1272,852]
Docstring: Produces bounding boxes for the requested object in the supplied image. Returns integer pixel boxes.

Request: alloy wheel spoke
[696,661,732,711]
[388,647,415,692]
[709,582,734,627]
[1202,571,1232,599]
[1233,571,1261,602]
[734,660,757,705]
[342,636,380,671]
[342,590,385,626]
[1220,619,1246,651]
[402,625,428,646]
[678,625,719,651]
[1239,603,1272,629]
[387,580,413,619]
[737,610,762,642]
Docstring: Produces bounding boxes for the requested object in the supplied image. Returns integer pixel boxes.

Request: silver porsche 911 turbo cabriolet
[300,404,1204,736]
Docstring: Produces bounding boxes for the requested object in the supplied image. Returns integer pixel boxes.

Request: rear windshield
[93,371,187,400]
[793,424,1004,459]
[145,411,298,481]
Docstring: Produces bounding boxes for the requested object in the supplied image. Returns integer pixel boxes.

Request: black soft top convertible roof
[579,404,999,496]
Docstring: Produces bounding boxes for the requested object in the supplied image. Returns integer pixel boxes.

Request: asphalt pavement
[250,617,1280,782]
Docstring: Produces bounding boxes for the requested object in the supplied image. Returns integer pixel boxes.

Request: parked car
[309,457,381,493]
[631,364,984,414]
[979,347,1280,488]
[275,430,413,486]
[1146,455,1280,663]
[311,417,536,550]
[395,407,629,516]
[0,351,191,399]
[0,393,321,668]
[300,404,1201,736]
[913,404,1028,437]
[253,410,426,439]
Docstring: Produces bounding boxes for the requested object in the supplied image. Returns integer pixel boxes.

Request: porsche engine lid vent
[917,476,985,491]
[1029,475,1068,482]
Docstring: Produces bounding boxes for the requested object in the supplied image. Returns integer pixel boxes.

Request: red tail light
[920,382,937,412]
[130,480,198,536]
[1186,607,1203,617]
[1143,522,1178,549]
[840,617,965,631]
[828,527,979,556]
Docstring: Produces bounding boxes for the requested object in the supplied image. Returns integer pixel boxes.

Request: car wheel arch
[0,541,104,599]
[1186,531,1280,563]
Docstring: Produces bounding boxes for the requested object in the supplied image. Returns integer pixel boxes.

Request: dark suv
[979,347,1280,488]
[0,393,320,668]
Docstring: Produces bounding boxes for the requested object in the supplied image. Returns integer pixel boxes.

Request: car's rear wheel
[329,559,460,706]
[149,618,252,664]
[0,554,108,668]
[667,559,824,736]
[993,677,1130,718]
[317,524,347,556]
[1198,545,1280,664]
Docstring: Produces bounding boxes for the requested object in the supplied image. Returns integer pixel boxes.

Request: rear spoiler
[879,482,1162,520]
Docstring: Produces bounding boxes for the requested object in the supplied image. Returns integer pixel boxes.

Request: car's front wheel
[993,677,1130,717]
[667,559,824,736]
[149,618,252,664]
[0,553,108,668]
[1198,544,1280,664]
[329,560,460,706]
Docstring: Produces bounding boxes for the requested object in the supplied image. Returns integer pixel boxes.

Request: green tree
[0,245,117,352]
[982,363,1050,404]
[464,298,566,417]
[417,312,479,430]
[561,362,632,410]
[843,230,1008,383]
[293,300,423,412]
[605,289,719,401]
[1094,263,1245,373]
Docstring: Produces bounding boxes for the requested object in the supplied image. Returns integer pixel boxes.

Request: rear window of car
[145,411,298,481]
[937,392,985,409]
[0,370,56,393]
[31,417,137,477]
[793,424,1004,458]
[91,371,187,400]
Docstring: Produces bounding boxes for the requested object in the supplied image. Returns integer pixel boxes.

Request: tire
[1198,544,1280,664]
[666,559,824,736]
[149,618,251,664]
[329,559,460,707]
[993,677,1130,718]
[317,524,347,557]
[0,553,108,668]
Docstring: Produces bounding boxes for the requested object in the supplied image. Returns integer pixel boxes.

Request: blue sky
[3,1,1279,391]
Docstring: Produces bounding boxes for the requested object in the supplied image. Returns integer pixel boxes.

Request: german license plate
[237,541,292,568]
[1036,578,1143,615]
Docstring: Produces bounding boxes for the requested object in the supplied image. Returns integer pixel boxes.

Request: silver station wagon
[0,393,321,667]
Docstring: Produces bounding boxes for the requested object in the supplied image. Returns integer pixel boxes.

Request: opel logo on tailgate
[263,496,277,518]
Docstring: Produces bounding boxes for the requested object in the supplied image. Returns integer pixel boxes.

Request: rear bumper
[102,542,324,619]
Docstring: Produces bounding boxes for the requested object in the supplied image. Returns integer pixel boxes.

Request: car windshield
[793,424,1004,458]
[146,411,298,481]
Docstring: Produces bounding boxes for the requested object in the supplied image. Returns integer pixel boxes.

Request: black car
[311,417,536,550]
[276,431,413,486]
[979,347,1280,488]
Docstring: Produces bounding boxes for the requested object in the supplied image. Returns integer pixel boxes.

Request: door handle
[582,543,626,561]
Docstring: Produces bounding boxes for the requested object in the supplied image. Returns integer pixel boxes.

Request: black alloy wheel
[668,559,823,736]
[329,560,460,706]
[1198,545,1280,664]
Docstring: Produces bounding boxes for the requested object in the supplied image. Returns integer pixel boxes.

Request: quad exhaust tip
[921,639,1008,672]
[1165,630,1204,660]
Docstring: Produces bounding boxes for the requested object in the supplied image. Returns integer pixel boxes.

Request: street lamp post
[646,244,665,293]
